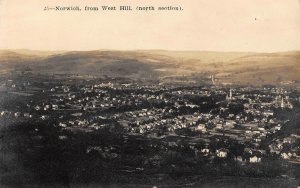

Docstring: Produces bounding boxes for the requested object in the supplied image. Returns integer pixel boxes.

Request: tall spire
[211,75,215,86]
[281,97,284,108]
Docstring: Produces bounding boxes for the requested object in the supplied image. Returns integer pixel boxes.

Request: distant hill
[0,49,299,86]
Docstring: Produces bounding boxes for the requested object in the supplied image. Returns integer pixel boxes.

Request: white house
[249,156,261,163]
[216,149,228,158]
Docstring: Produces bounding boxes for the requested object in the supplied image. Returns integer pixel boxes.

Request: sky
[0,0,300,52]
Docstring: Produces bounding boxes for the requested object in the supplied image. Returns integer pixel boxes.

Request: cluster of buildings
[1,76,300,164]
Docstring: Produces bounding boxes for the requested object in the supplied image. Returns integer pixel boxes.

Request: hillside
[0,49,299,86]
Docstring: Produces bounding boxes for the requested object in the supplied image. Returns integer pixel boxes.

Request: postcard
[0,0,300,187]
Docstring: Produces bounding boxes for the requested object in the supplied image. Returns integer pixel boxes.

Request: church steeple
[226,89,233,101]
[211,75,216,86]
[281,97,284,108]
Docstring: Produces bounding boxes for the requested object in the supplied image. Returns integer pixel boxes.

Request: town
[0,73,300,186]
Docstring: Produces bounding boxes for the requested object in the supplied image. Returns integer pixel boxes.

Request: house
[59,123,67,127]
[200,148,210,156]
[14,112,21,117]
[40,115,48,120]
[281,152,292,160]
[195,124,206,132]
[35,105,41,111]
[244,148,253,155]
[0,111,6,116]
[216,149,228,158]
[24,113,32,118]
[249,156,261,163]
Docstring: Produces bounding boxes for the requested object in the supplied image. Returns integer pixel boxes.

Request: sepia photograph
[0,0,300,187]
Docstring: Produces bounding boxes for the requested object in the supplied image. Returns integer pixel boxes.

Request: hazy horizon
[1,48,300,54]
